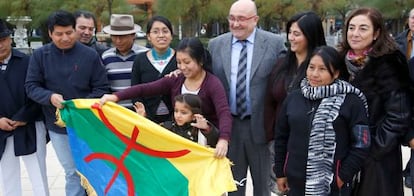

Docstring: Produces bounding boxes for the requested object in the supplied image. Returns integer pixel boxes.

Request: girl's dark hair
[47,10,76,33]
[338,7,398,57]
[146,15,173,35]
[174,94,202,114]
[176,37,212,72]
[310,46,349,80]
[273,11,326,90]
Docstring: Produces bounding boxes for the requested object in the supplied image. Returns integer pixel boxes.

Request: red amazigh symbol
[85,103,190,196]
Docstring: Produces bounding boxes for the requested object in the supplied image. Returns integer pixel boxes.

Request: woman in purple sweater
[100,37,232,158]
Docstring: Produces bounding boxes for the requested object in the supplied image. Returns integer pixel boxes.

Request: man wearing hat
[0,19,49,195]
[25,10,110,196]
[102,14,148,110]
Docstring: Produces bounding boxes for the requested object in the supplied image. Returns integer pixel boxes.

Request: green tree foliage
[355,0,405,18]
[0,0,32,18]
[155,0,232,36]
[3,0,133,29]
[324,0,353,20]
[2,0,414,38]
[155,0,231,23]
[255,0,296,31]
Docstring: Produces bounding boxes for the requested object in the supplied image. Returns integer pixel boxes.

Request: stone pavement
[0,144,412,196]
[14,143,65,196]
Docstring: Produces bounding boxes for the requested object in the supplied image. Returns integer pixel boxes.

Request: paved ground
[0,143,412,195]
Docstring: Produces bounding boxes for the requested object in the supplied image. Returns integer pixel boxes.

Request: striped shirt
[102,44,148,109]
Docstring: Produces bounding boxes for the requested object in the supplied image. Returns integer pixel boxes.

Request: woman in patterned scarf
[338,7,412,196]
[274,46,370,195]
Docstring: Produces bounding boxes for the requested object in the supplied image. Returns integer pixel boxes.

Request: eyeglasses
[150,29,171,36]
[227,15,256,23]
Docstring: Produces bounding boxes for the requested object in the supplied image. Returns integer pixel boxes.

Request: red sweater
[115,72,232,141]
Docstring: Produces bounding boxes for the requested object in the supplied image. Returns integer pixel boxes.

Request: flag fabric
[58,99,237,196]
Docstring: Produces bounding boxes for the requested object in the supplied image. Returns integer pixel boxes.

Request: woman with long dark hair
[338,7,412,196]
[264,11,326,142]
[264,12,326,193]
[100,37,232,158]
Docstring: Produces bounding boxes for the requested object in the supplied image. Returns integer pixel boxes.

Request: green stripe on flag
[61,100,189,195]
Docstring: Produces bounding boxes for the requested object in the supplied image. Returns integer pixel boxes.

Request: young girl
[135,93,219,147]
[274,46,370,195]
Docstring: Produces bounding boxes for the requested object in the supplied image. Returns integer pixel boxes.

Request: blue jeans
[49,131,86,196]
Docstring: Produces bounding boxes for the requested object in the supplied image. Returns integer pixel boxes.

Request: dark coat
[25,42,110,134]
[0,49,43,159]
[87,38,109,57]
[408,57,414,140]
[264,56,287,142]
[350,51,412,196]
[410,57,414,82]
[274,90,369,196]
[131,52,177,123]
[162,120,219,147]
[395,29,410,59]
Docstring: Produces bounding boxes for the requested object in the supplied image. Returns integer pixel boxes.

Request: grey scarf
[301,78,367,195]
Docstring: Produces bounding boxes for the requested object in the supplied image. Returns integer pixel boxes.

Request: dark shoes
[405,176,412,188]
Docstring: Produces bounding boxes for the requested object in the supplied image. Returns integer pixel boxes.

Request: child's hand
[191,114,210,131]
[133,102,146,117]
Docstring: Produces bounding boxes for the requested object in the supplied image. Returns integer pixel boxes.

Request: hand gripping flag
[58,99,237,196]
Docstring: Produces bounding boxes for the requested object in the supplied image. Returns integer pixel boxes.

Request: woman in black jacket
[274,46,370,196]
[338,7,412,196]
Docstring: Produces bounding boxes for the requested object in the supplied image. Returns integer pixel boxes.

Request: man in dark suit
[395,8,414,60]
[208,0,285,195]
[0,19,49,195]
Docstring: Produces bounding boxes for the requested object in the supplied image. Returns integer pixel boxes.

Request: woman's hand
[276,177,289,194]
[99,94,119,106]
[214,139,228,158]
